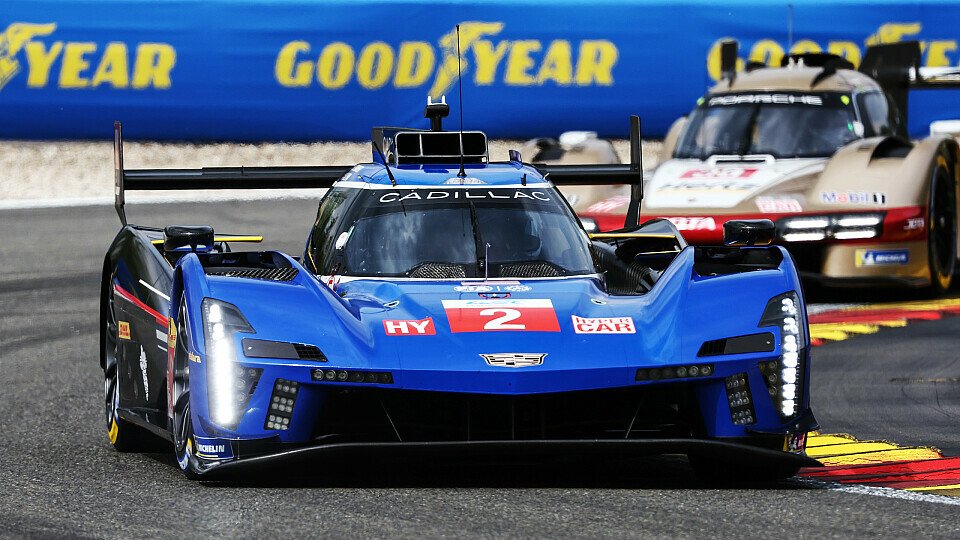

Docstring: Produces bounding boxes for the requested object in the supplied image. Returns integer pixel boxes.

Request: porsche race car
[579,41,960,294]
[101,105,818,480]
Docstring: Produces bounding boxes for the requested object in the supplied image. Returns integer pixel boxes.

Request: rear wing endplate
[533,115,644,228]
[113,122,352,225]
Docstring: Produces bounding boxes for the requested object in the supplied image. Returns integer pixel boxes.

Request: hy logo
[0,22,56,90]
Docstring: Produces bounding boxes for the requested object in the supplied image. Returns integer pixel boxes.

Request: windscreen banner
[2,0,960,141]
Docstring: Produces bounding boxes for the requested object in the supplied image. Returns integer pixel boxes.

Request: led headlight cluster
[265,379,299,431]
[635,364,714,381]
[758,292,806,420]
[311,369,394,384]
[725,373,755,425]
[202,298,255,428]
[778,213,883,242]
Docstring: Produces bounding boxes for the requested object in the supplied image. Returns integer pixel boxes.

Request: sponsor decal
[139,346,149,400]
[275,22,618,95]
[187,352,201,363]
[707,94,822,106]
[679,167,758,179]
[571,315,636,334]
[118,321,131,340]
[585,195,630,214]
[855,249,909,267]
[378,189,550,204]
[442,298,560,333]
[756,196,803,213]
[454,282,530,293]
[0,22,176,91]
[193,436,234,460]
[383,317,436,336]
[820,191,887,205]
[783,432,807,453]
[666,216,716,231]
[905,217,925,231]
[480,353,546,368]
[705,22,958,84]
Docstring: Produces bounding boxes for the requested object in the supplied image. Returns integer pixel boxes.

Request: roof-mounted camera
[425,95,450,132]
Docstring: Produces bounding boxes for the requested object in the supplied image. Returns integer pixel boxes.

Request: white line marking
[157,345,168,352]
[139,279,172,301]
[156,329,168,342]
[794,477,960,506]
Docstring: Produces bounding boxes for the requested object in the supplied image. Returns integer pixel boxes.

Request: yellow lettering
[91,42,129,88]
[394,42,434,88]
[23,41,63,87]
[574,40,617,86]
[132,43,175,89]
[536,40,573,85]
[789,40,822,55]
[866,22,921,46]
[748,39,785,68]
[356,42,394,90]
[505,40,540,85]
[58,42,96,88]
[472,40,509,85]
[317,42,354,89]
[925,40,957,67]
[275,41,313,87]
[827,41,861,68]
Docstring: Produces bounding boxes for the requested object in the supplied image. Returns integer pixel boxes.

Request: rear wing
[113,121,352,225]
[859,41,960,138]
[533,115,644,228]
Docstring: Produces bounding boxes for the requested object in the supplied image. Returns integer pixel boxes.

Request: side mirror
[164,225,214,252]
[723,219,775,246]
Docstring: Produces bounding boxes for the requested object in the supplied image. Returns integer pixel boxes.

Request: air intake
[207,267,299,281]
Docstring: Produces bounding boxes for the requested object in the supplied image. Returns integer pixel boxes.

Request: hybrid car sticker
[442,299,560,333]
[118,321,131,340]
[856,249,910,267]
[679,167,758,179]
[139,346,149,400]
[383,317,436,335]
[571,315,636,334]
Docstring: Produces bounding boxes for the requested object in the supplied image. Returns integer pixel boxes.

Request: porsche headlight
[202,298,257,428]
[758,291,806,420]
[779,213,883,242]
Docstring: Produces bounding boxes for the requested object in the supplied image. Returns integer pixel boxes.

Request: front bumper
[195,437,822,479]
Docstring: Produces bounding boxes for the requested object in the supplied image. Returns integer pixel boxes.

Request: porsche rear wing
[533,115,644,228]
[859,41,960,138]
[113,121,353,225]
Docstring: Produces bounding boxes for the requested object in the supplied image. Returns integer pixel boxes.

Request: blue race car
[101,105,818,480]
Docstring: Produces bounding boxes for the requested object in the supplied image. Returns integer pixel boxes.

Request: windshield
[675,92,859,159]
[312,186,596,279]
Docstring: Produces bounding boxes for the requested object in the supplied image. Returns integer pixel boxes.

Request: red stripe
[113,283,168,326]
[802,457,960,478]
[809,310,943,324]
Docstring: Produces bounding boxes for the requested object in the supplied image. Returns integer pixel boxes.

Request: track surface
[1,201,958,538]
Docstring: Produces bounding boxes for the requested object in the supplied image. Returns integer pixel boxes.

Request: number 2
[480,308,525,330]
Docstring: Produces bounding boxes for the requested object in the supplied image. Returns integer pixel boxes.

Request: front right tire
[926,156,957,296]
[171,298,201,479]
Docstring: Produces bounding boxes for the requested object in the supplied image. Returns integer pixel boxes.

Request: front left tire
[926,156,957,296]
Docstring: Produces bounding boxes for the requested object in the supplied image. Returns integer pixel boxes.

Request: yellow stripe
[816,448,943,466]
[907,483,960,492]
[806,434,858,447]
[805,441,903,457]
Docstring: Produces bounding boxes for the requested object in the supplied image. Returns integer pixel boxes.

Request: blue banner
[2,1,960,141]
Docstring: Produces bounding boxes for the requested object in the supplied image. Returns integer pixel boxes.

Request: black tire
[171,299,201,479]
[926,157,957,296]
[689,455,800,485]
[102,278,156,452]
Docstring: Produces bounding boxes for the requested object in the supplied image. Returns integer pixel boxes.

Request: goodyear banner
[2,1,960,141]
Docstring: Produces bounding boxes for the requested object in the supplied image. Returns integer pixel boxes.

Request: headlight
[202,298,258,428]
[757,291,806,420]
[779,213,883,242]
[580,217,599,233]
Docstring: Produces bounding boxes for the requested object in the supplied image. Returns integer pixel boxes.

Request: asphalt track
[1,200,958,538]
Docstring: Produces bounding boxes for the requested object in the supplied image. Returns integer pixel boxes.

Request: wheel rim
[103,286,121,442]
[930,166,957,287]
[172,301,194,471]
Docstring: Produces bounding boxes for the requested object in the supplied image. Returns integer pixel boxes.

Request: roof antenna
[372,138,397,187]
[787,3,794,50]
[456,24,467,178]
